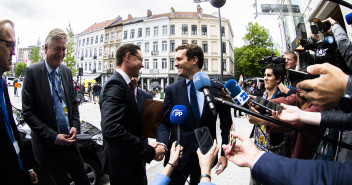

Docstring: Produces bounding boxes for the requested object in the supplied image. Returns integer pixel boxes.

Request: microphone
[193,72,217,116]
[170,105,188,145]
[224,79,249,106]
[345,12,352,25]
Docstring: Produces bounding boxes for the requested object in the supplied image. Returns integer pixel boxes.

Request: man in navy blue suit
[157,44,232,185]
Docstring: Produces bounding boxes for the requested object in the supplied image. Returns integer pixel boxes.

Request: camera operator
[278,51,297,96]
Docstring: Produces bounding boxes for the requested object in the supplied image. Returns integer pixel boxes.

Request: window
[100,34,103,42]
[182,25,188,34]
[130,29,135,39]
[222,42,226,53]
[79,40,81,47]
[117,32,121,40]
[145,42,149,52]
[170,40,175,52]
[137,42,142,48]
[94,48,97,57]
[86,38,89,45]
[104,62,107,70]
[109,61,113,69]
[162,25,167,35]
[105,34,109,42]
[203,59,208,71]
[202,41,208,53]
[82,39,85,46]
[170,58,174,70]
[99,47,102,56]
[81,62,83,68]
[111,33,115,41]
[191,25,197,35]
[182,40,188,44]
[89,62,92,70]
[104,48,108,56]
[89,49,92,57]
[91,37,94,45]
[85,49,88,57]
[95,35,98,43]
[145,27,150,37]
[153,41,158,51]
[93,61,96,70]
[221,26,225,36]
[201,25,207,35]
[123,31,127,39]
[98,61,101,70]
[154,26,159,36]
[138,28,142,37]
[191,40,197,44]
[170,25,175,35]
[77,51,80,58]
[162,41,167,51]
[223,59,226,71]
[153,59,158,69]
[144,59,149,69]
[162,58,167,69]
[85,62,87,70]
[110,46,115,57]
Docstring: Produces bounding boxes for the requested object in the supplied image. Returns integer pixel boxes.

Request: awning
[80,74,101,81]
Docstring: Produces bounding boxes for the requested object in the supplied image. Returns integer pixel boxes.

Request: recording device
[224,79,249,106]
[258,55,285,65]
[194,126,213,155]
[251,96,283,114]
[288,69,320,84]
[345,12,352,25]
[170,105,188,145]
[193,72,217,116]
[312,18,331,34]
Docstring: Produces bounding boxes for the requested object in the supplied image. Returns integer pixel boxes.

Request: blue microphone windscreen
[193,72,211,91]
[224,79,242,98]
[346,12,352,25]
[170,105,188,125]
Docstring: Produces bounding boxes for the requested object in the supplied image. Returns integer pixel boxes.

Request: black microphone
[170,105,188,145]
[193,72,217,116]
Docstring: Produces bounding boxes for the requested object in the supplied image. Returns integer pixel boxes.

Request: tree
[64,30,77,76]
[29,46,42,64]
[15,62,26,77]
[233,22,280,80]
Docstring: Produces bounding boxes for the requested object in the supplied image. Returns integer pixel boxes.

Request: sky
[0,0,283,50]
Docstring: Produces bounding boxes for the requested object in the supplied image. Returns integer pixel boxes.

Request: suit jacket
[157,79,232,170]
[22,61,80,166]
[0,80,31,185]
[100,72,155,184]
[136,87,153,118]
[252,152,352,185]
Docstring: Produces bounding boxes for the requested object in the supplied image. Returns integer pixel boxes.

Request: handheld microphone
[170,105,188,145]
[224,79,249,106]
[193,72,217,116]
[345,12,352,25]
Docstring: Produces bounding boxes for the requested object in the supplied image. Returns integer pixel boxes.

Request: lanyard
[48,70,63,103]
[264,89,280,100]
[284,77,291,88]
[0,79,14,142]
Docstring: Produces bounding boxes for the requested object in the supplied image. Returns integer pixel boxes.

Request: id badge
[63,107,68,116]
[259,136,265,145]
[13,140,20,154]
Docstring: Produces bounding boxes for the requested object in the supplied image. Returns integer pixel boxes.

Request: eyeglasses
[130,53,143,62]
[0,38,15,51]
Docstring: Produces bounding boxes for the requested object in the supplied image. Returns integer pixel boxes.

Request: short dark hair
[175,44,204,69]
[116,43,141,66]
[266,63,285,83]
[284,50,297,62]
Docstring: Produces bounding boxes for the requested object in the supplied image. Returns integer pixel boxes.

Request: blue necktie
[50,71,69,134]
[189,80,200,127]
[0,79,23,170]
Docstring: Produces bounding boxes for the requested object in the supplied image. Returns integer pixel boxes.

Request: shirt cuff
[252,151,265,169]
[344,75,352,97]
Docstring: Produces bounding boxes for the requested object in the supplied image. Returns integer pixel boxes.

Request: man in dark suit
[224,131,352,185]
[100,43,166,185]
[157,44,232,185]
[0,19,35,185]
[22,28,89,185]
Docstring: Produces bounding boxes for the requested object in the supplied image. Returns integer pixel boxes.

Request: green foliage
[234,22,280,80]
[15,62,26,76]
[64,31,77,76]
[29,46,42,64]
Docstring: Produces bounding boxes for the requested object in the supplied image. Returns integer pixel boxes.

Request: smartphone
[228,124,236,151]
[194,127,213,155]
[288,69,319,84]
[252,97,283,114]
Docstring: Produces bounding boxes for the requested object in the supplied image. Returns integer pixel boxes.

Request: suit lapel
[60,66,71,106]
[115,72,139,111]
[178,79,197,128]
[40,62,55,115]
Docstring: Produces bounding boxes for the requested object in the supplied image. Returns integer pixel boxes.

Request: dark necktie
[0,79,23,170]
[189,80,200,127]
[129,82,136,100]
[50,70,69,134]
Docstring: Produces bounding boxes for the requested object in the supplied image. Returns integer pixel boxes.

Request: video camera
[258,55,285,65]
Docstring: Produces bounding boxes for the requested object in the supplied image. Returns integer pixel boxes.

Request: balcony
[109,54,115,59]
[93,55,97,59]
[149,69,159,73]
[151,51,159,56]
[80,57,84,61]
[107,69,113,74]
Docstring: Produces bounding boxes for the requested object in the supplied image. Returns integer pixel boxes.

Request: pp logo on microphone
[172,109,183,117]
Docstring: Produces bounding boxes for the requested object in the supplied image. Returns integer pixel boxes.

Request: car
[7,77,22,87]
[13,106,103,185]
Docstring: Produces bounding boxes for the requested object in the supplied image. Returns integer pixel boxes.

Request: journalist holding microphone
[157,44,232,185]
